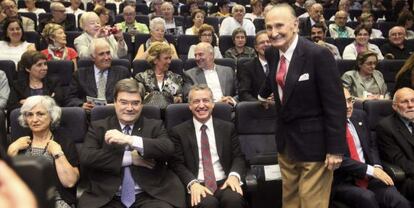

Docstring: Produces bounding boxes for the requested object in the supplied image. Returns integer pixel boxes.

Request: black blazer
[79,115,186,208]
[169,118,246,186]
[376,113,414,177]
[299,17,312,36]
[65,66,131,107]
[334,110,381,185]
[259,36,347,161]
[237,57,267,101]
[7,75,64,111]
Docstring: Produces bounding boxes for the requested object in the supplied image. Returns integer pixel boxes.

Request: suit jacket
[183,65,237,101]
[259,36,347,161]
[237,57,267,101]
[65,65,130,107]
[79,116,186,208]
[341,70,388,99]
[169,118,246,186]
[299,17,312,36]
[334,109,381,185]
[376,113,414,178]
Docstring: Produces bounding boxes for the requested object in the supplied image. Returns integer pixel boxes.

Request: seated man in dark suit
[332,88,410,208]
[38,2,76,32]
[169,84,247,208]
[299,3,326,36]
[66,38,130,110]
[79,78,185,208]
[380,26,414,60]
[237,30,271,101]
[376,87,414,200]
[183,42,238,106]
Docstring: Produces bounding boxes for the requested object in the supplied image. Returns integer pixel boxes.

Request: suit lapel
[87,67,98,97]
[283,38,306,104]
[185,121,199,169]
[195,67,207,84]
[268,48,282,106]
[350,116,371,162]
[216,66,227,96]
[212,119,223,159]
[131,117,144,136]
[106,68,114,98]
[394,115,414,147]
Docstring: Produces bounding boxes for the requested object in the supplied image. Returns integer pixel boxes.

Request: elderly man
[329,0,353,22]
[39,2,76,32]
[380,26,414,59]
[79,78,185,208]
[0,0,35,31]
[237,30,271,101]
[259,4,347,208]
[183,42,237,106]
[297,0,316,19]
[299,3,326,36]
[169,84,247,208]
[311,23,341,59]
[161,2,184,36]
[332,88,411,208]
[219,4,255,36]
[115,5,149,35]
[66,38,130,110]
[329,10,355,38]
[376,87,414,200]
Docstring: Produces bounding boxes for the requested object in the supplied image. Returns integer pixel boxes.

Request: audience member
[7,95,80,208]
[134,42,183,109]
[75,12,127,59]
[259,4,347,208]
[39,2,76,32]
[394,54,414,94]
[93,5,111,26]
[91,0,115,22]
[8,51,64,111]
[134,17,178,60]
[381,26,414,59]
[0,18,36,67]
[244,0,263,21]
[185,9,205,35]
[0,71,10,111]
[66,38,130,110]
[329,0,353,22]
[299,3,326,36]
[183,42,237,106]
[115,5,149,35]
[237,30,270,101]
[188,24,222,59]
[41,23,78,70]
[65,0,85,27]
[161,2,184,36]
[332,88,410,208]
[329,10,355,38]
[359,12,384,39]
[297,0,316,19]
[397,11,414,39]
[311,23,341,60]
[376,87,414,200]
[0,0,35,31]
[169,84,247,208]
[184,0,201,16]
[148,0,164,19]
[210,0,230,18]
[17,0,46,18]
[219,4,255,36]
[224,27,256,60]
[107,0,124,14]
[78,78,185,208]
[292,0,306,17]
[342,51,388,100]
[343,24,384,60]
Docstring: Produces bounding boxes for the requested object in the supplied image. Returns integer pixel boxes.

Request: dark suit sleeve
[258,48,275,99]
[237,60,257,101]
[141,121,174,161]
[339,157,368,179]
[65,71,85,107]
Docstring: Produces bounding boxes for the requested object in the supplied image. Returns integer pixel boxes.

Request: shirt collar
[278,34,299,62]
[193,116,213,132]
[94,65,108,77]
[118,122,135,133]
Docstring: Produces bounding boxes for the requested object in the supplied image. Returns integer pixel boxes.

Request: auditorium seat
[66,31,82,48]
[184,58,236,71]
[90,105,161,121]
[132,59,184,76]
[335,38,355,56]
[377,59,405,92]
[0,60,17,81]
[369,38,387,48]
[336,59,355,75]
[18,12,37,30]
[77,59,131,70]
[377,22,397,38]
[47,60,74,86]
[218,35,255,56]
[176,35,199,59]
[253,18,265,32]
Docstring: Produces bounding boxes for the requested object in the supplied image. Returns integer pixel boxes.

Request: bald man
[39,2,76,32]
[377,87,414,200]
[329,10,355,38]
[380,26,414,59]
[259,4,347,208]
[299,3,326,36]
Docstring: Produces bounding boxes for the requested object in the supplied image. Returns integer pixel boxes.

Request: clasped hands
[190,175,242,207]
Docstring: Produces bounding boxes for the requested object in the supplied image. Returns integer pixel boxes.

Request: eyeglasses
[346,97,355,104]
[201,33,213,37]
[363,61,377,66]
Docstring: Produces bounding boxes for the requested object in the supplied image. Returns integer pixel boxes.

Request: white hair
[19,95,62,128]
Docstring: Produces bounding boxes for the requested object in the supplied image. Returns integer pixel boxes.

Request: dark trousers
[102,192,174,208]
[333,179,411,208]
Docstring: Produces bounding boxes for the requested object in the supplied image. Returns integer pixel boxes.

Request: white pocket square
[298,73,309,81]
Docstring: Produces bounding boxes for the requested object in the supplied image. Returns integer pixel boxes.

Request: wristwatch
[53,151,65,159]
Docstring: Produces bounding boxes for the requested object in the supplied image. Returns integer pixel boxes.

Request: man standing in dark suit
[66,38,130,110]
[169,84,246,208]
[332,88,410,208]
[79,78,185,208]
[259,4,347,207]
[298,3,326,36]
[376,87,414,200]
[237,30,271,101]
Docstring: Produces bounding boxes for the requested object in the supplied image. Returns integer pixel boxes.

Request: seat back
[336,59,356,75]
[176,35,199,58]
[77,59,131,70]
[47,60,74,86]
[132,59,183,77]
[377,59,405,93]
[363,100,393,131]
[0,60,17,81]
[66,31,82,48]
[90,105,161,121]
[165,103,232,130]
[335,38,355,56]
[184,58,236,71]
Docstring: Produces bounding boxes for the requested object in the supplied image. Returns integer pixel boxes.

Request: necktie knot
[201,124,207,132]
[123,125,131,135]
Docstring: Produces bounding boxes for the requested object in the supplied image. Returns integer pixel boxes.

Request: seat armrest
[245,168,257,192]
[382,161,405,182]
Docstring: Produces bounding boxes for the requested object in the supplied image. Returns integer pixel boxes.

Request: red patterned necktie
[200,124,217,193]
[276,55,287,89]
[346,124,368,188]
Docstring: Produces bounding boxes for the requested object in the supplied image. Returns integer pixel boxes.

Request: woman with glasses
[188,23,222,58]
[224,27,256,60]
[7,95,79,208]
[342,50,388,100]
[343,24,384,60]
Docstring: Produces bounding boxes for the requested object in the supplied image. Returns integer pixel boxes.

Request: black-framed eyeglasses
[346,97,355,104]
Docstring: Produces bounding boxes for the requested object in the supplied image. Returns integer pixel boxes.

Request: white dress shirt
[276,34,299,101]
[203,66,224,102]
[347,120,375,176]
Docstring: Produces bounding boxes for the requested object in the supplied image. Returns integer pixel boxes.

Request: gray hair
[18,95,62,128]
[232,4,245,13]
[89,38,111,58]
[188,84,214,102]
[304,0,316,10]
[149,17,166,32]
[196,42,214,56]
[79,12,100,30]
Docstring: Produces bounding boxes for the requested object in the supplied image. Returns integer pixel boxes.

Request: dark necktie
[121,125,135,207]
[409,122,414,135]
[346,124,368,188]
[264,63,269,76]
[200,124,217,193]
